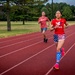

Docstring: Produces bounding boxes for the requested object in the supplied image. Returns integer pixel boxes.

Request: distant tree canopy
[0,0,75,31]
[0,2,75,22]
[0,0,48,31]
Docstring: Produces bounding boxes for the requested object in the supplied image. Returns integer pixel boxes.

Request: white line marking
[0,44,55,75]
[0,34,51,49]
[0,32,41,44]
[0,35,45,49]
[0,31,51,44]
[0,30,71,44]
[45,44,75,75]
[0,32,75,75]
[0,37,53,58]
[0,30,71,49]
[0,32,75,59]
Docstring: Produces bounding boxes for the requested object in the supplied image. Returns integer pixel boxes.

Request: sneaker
[45,39,48,43]
[43,38,48,43]
[53,63,59,70]
[61,48,65,56]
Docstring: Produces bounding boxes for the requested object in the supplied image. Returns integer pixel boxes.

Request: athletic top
[38,16,49,28]
[51,18,66,34]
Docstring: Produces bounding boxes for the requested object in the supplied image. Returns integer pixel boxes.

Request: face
[42,12,46,16]
[55,11,62,19]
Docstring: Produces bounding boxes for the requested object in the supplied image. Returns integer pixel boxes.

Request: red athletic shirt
[51,18,66,34]
[38,16,49,28]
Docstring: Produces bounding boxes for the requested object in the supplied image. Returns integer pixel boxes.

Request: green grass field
[0,21,75,38]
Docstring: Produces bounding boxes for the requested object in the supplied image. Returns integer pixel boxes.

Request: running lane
[0,26,75,75]
[0,31,74,75]
[47,44,75,75]
[0,27,73,56]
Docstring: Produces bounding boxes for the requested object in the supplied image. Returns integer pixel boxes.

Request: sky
[48,0,75,6]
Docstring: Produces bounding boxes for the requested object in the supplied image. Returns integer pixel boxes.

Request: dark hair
[56,10,62,15]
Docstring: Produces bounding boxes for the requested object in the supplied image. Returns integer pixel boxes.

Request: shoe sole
[53,67,59,70]
[45,39,48,43]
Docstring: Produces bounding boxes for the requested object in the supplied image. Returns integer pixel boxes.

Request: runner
[50,10,68,69]
[38,11,50,43]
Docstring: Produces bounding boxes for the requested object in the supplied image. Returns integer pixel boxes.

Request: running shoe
[44,38,48,43]
[53,63,59,70]
[45,39,48,43]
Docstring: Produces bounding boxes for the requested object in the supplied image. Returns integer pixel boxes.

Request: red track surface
[0,25,75,75]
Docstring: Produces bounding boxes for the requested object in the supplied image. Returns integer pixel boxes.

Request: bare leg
[42,30,46,38]
[54,40,65,69]
[56,40,64,63]
[42,30,48,43]
[57,40,64,52]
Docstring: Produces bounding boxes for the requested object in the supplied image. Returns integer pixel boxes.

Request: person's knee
[42,32,44,35]
[57,47,61,52]
[42,31,45,34]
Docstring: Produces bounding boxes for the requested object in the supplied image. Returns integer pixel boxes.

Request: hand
[40,19,44,22]
[38,19,43,23]
[54,25,59,29]
[47,24,50,27]
[50,29,54,32]
[65,25,68,29]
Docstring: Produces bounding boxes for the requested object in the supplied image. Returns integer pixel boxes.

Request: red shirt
[51,18,66,34]
[38,16,49,28]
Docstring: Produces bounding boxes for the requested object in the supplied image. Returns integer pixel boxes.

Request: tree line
[0,0,75,31]
[0,0,48,31]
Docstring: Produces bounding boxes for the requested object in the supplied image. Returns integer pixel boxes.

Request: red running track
[0,25,75,75]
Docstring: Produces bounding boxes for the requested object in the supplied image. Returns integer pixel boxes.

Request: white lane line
[0,31,50,44]
[0,30,71,49]
[0,44,55,75]
[0,31,74,75]
[0,27,71,44]
[0,32,75,59]
[0,26,73,44]
[0,35,46,49]
[0,33,52,49]
[45,44,75,75]
[0,32,41,44]
[0,37,53,58]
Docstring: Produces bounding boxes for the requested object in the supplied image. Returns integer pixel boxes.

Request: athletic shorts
[41,28,47,32]
[53,34,66,42]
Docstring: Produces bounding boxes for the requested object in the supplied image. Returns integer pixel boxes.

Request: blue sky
[47,0,75,6]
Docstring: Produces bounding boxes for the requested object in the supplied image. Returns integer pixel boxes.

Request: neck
[42,15,45,17]
[56,18,61,20]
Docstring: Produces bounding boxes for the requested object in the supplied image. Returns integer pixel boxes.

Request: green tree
[0,0,15,31]
[6,0,11,31]
[14,0,48,25]
[41,7,49,16]
[0,0,11,31]
[46,3,53,19]
[70,5,75,16]
[62,6,73,20]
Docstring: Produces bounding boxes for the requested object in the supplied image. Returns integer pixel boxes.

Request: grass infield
[0,21,75,38]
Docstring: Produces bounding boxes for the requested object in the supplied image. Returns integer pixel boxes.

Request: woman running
[50,11,68,69]
[38,11,50,43]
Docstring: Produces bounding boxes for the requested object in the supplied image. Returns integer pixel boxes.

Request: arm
[65,21,69,28]
[50,23,57,31]
[47,18,50,27]
[50,26,54,31]
[50,25,58,31]
[38,18,41,24]
[50,20,55,31]
[48,20,50,27]
[50,20,59,31]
